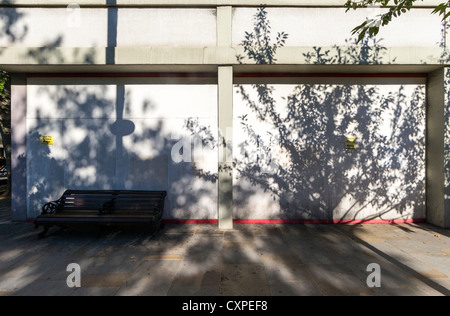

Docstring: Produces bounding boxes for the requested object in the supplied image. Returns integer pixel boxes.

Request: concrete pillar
[217,6,234,230]
[427,68,450,228]
[10,74,27,222]
[218,66,233,230]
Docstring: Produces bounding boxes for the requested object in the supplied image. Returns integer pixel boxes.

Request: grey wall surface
[232,82,426,222]
[5,4,447,226]
[11,74,27,222]
[26,78,218,220]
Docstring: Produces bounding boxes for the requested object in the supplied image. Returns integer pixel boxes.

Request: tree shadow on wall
[190,7,426,222]
[435,20,450,211]
[0,1,28,44]
[0,4,218,222]
[27,82,218,221]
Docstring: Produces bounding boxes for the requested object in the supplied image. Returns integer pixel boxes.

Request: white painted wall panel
[0,8,216,48]
[233,82,426,221]
[117,9,217,47]
[26,81,218,220]
[0,8,108,47]
[233,8,443,48]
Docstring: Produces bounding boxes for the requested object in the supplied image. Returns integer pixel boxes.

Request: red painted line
[162,219,219,224]
[233,218,427,224]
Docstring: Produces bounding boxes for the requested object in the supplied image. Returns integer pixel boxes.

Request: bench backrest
[59,190,167,214]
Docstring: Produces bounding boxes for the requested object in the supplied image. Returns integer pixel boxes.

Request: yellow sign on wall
[346,136,356,150]
[40,136,53,145]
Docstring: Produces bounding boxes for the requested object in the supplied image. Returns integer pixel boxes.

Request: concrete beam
[0,46,447,68]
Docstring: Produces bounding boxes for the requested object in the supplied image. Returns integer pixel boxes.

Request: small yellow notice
[40,136,53,145]
[346,136,356,150]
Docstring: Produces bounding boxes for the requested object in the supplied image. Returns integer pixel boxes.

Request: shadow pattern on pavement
[0,200,449,297]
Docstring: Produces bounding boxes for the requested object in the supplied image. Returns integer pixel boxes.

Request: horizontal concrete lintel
[0,46,447,69]
[0,46,107,65]
[0,64,442,76]
[0,0,443,8]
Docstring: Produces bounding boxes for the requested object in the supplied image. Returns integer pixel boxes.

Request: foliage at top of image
[345,0,450,42]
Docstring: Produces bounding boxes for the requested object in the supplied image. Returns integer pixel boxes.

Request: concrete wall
[233,7,442,48]
[26,78,218,220]
[233,80,426,221]
[3,3,450,227]
[0,5,446,68]
[10,74,27,222]
[0,6,441,49]
[0,8,216,48]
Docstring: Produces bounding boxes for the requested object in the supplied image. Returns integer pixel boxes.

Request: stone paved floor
[0,199,449,296]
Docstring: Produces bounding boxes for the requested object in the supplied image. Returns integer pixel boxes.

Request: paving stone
[221,240,261,264]
[82,273,129,288]
[260,254,313,283]
[70,287,120,296]
[228,223,255,236]
[115,260,181,296]
[291,241,338,265]
[407,252,450,276]
[194,224,225,236]
[254,236,294,256]
[370,285,429,296]
[220,264,270,296]
[269,281,323,296]
[35,255,96,282]
[161,224,198,235]
[171,254,222,287]
[82,254,142,274]
[1,207,449,297]
[167,285,220,296]
[144,234,193,255]
[0,263,42,291]
[186,235,224,256]
[224,228,254,243]
[429,278,450,295]
[144,254,184,261]
[9,280,79,296]
[252,225,283,237]
[415,268,449,280]
[306,263,376,296]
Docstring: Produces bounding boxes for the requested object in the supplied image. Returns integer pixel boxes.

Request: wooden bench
[34,190,167,238]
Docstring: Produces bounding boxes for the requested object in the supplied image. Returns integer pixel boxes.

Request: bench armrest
[41,198,62,215]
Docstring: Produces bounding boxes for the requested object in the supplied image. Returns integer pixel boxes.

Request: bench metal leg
[97,226,106,238]
[149,216,163,238]
[38,226,51,238]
